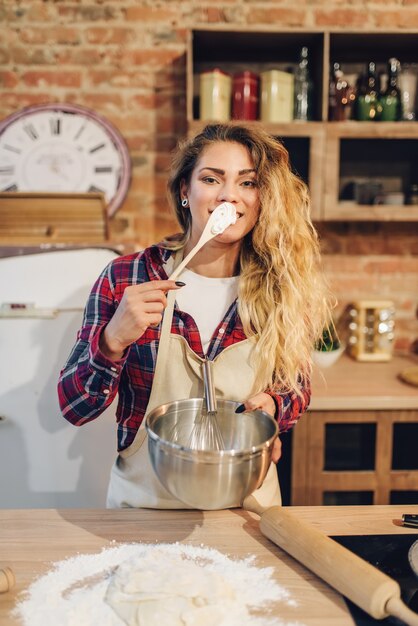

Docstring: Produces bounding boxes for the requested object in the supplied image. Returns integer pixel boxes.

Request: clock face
[0,103,131,216]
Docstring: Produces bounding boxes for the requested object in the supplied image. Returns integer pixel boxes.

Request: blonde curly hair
[165,123,333,397]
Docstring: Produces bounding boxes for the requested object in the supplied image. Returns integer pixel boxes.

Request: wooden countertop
[310,353,418,411]
[1,505,417,626]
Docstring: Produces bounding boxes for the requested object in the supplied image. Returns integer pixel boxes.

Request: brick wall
[0,0,417,351]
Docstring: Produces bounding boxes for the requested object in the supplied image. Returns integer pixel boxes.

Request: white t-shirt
[173,268,239,353]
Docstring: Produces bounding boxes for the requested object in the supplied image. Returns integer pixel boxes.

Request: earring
[181,198,189,208]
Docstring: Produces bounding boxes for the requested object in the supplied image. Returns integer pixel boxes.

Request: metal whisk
[187,359,225,451]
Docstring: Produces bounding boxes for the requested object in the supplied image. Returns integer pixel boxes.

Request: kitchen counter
[1,505,417,625]
[310,353,418,411]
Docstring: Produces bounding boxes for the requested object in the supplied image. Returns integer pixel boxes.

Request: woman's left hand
[236,392,282,463]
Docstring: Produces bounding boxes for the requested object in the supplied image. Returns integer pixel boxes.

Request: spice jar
[199,68,232,121]
[260,70,294,123]
[232,71,259,120]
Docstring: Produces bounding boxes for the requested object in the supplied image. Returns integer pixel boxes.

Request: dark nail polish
[235,404,245,413]
[175,281,186,287]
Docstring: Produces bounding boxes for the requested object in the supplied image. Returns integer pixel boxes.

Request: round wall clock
[0,103,131,216]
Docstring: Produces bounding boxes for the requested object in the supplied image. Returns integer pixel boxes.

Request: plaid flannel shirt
[58,244,310,451]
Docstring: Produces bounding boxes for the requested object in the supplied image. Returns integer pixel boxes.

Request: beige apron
[106,251,281,509]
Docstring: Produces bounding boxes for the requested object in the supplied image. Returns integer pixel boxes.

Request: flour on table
[14,542,303,626]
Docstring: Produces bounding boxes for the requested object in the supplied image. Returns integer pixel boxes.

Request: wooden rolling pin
[244,495,418,626]
[0,566,15,593]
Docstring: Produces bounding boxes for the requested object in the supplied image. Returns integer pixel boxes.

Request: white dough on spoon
[210,202,237,235]
[169,202,237,282]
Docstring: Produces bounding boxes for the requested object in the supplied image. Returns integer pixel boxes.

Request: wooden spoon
[169,202,236,281]
[243,494,418,626]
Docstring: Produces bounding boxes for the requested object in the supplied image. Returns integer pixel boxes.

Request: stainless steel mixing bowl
[145,398,278,510]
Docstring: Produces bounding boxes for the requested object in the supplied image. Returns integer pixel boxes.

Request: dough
[104,548,237,626]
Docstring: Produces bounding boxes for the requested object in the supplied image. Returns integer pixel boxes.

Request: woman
[58,123,331,508]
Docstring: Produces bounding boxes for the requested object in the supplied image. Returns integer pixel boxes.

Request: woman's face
[181,141,260,246]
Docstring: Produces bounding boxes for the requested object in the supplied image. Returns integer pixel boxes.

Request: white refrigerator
[0,247,120,508]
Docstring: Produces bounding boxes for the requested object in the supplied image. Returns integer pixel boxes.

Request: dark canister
[232,71,259,120]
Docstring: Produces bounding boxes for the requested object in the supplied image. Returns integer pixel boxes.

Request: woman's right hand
[99,280,183,360]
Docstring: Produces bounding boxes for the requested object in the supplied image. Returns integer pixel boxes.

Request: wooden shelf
[323,203,418,221]
[187,28,418,222]
[326,121,418,137]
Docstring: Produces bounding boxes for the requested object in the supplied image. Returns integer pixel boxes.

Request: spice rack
[186,28,418,222]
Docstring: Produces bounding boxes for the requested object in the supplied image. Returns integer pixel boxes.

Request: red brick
[364,259,408,273]
[129,175,156,195]
[22,71,82,88]
[206,7,227,22]
[64,92,125,110]
[125,6,179,23]
[155,114,187,134]
[322,256,365,273]
[4,3,56,22]
[85,28,136,45]
[120,48,184,67]
[55,48,103,65]
[0,71,18,88]
[19,27,80,45]
[0,47,11,64]
[57,6,120,21]
[248,8,306,26]
[314,9,370,27]
[129,93,159,110]
[0,93,56,116]
[122,195,151,215]
[106,113,154,135]
[155,153,172,173]
[11,46,56,65]
[155,215,179,241]
[346,238,387,255]
[374,8,418,27]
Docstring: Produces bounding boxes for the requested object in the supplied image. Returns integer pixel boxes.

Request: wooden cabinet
[291,408,418,505]
[186,28,418,221]
[290,355,418,506]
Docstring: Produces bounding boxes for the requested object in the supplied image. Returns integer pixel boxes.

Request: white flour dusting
[14,542,303,626]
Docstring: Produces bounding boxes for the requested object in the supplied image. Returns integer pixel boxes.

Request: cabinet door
[291,409,418,505]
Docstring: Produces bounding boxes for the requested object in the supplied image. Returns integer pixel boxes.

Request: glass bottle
[293,46,313,121]
[399,63,417,121]
[380,58,402,121]
[356,62,381,121]
[328,62,355,121]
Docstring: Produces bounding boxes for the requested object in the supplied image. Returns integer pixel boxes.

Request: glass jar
[232,71,259,120]
[199,68,232,121]
[260,69,294,123]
